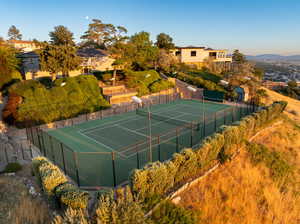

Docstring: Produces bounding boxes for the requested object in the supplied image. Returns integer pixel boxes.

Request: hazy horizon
[1,0,300,55]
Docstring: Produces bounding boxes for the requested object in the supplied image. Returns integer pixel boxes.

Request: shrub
[3,162,22,173]
[95,186,150,224]
[38,162,68,195]
[52,207,89,224]
[151,200,198,224]
[4,75,110,127]
[149,80,174,93]
[55,183,89,209]
[38,77,53,88]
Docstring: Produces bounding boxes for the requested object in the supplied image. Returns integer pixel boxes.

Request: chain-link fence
[27,99,257,188]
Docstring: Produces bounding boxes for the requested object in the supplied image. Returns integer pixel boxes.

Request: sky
[0,0,300,55]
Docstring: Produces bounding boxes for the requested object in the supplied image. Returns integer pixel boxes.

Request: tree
[39,26,81,78]
[0,45,21,90]
[49,25,75,46]
[155,33,175,51]
[232,49,246,63]
[129,31,159,70]
[8,25,22,40]
[81,19,128,49]
[39,44,61,80]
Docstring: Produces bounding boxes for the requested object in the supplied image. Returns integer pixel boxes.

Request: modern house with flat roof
[171,46,232,68]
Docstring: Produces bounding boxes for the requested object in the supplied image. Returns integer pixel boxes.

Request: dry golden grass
[0,166,51,224]
[261,87,300,124]
[179,117,300,224]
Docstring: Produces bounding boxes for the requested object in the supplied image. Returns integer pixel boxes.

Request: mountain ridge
[246,54,300,61]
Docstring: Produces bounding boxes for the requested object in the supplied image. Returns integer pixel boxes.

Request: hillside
[178,90,300,224]
[262,87,300,124]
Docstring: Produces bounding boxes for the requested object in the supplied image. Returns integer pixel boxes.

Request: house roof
[175,46,205,49]
[77,48,108,58]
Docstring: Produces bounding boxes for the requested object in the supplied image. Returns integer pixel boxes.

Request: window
[191,51,197,56]
[175,51,181,56]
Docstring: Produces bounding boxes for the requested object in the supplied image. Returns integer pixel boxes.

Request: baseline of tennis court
[35,99,252,187]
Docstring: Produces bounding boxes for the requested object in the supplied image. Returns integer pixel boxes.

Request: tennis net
[136,109,193,127]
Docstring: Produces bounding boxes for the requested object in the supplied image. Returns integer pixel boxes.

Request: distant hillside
[247,54,300,62]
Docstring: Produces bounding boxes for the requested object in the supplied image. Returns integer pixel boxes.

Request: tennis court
[33,99,252,187]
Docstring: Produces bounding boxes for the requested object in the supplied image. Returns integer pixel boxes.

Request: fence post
[29,144,33,158]
[4,145,9,163]
[21,143,25,160]
[73,152,80,187]
[157,136,161,162]
[136,144,140,169]
[214,112,217,131]
[224,110,226,125]
[176,128,179,153]
[231,107,234,123]
[111,152,117,187]
[190,123,193,147]
[203,118,206,138]
[60,143,66,173]
[30,127,34,145]
[49,135,55,163]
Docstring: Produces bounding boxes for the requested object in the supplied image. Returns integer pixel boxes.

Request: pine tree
[8,25,22,40]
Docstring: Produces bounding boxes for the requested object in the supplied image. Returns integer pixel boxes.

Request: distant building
[7,40,38,52]
[170,46,232,68]
[18,48,114,80]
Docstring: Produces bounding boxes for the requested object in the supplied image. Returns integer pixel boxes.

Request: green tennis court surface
[38,99,249,187]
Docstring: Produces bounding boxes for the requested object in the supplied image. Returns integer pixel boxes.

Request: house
[18,48,115,80]
[171,46,232,68]
[7,40,38,52]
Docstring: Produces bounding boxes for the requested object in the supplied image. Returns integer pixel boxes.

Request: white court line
[79,131,115,151]
[117,124,149,138]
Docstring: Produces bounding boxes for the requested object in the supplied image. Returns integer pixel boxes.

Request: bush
[38,161,68,195]
[151,200,198,224]
[38,77,53,88]
[52,207,89,224]
[3,162,22,173]
[4,75,110,127]
[149,80,174,93]
[95,186,150,224]
[55,183,89,209]
[125,70,173,96]
[32,157,90,209]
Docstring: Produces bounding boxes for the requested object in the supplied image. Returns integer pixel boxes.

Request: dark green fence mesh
[29,102,256,188]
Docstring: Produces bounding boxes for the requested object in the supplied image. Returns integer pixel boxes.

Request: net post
[176,128,179,153]
[111,152,117,187]
[60,143,66,173]
[73,152,80,187]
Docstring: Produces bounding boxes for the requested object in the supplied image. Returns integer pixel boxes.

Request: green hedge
[4,75,110,127]
[170,71,225,92]
[125,70,174,96]
[32,157,89,209]
[130,101,287,202]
